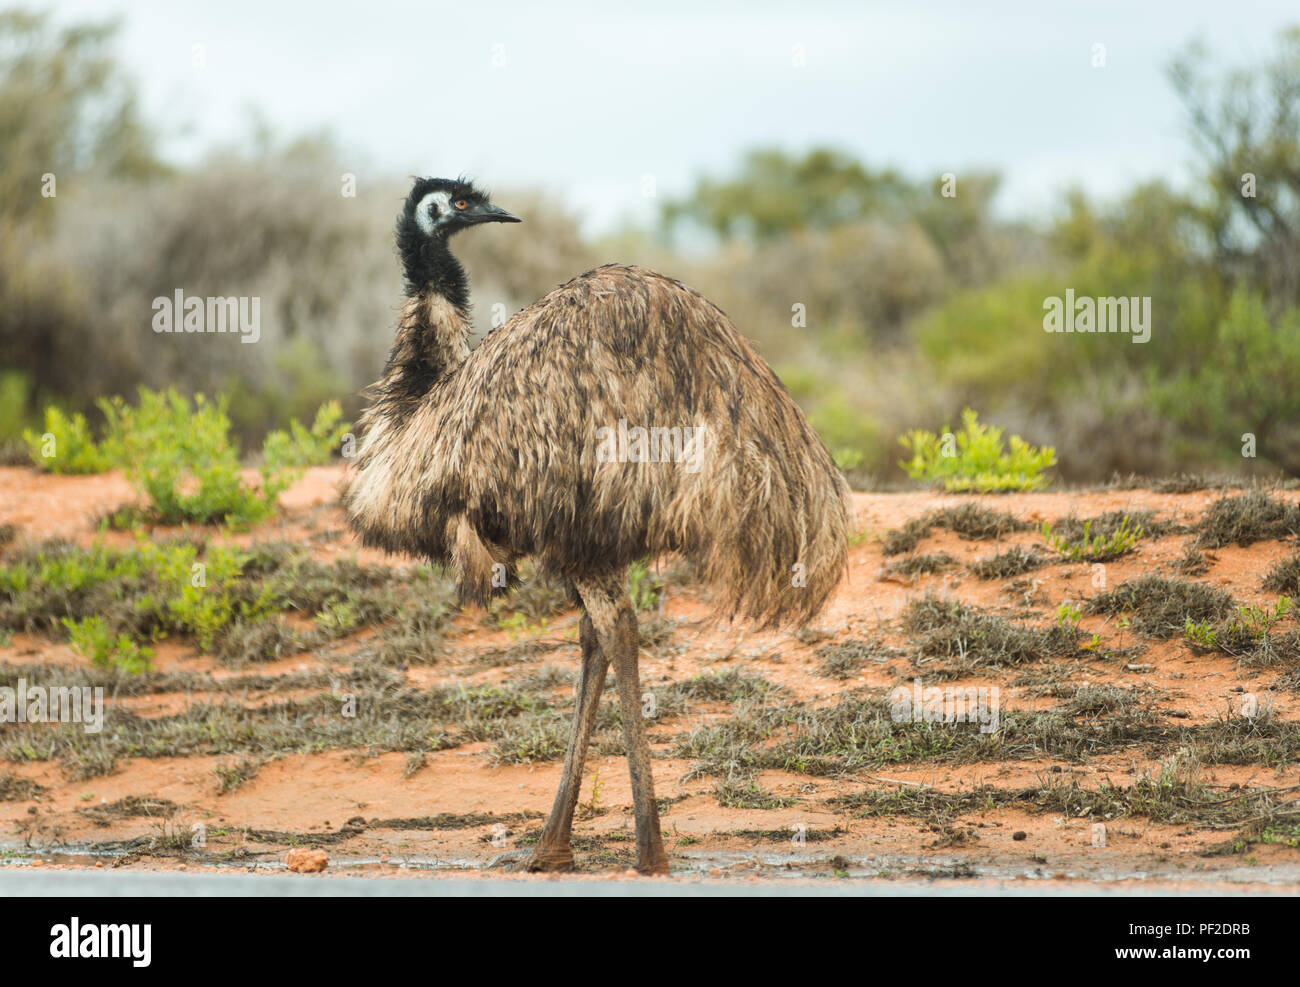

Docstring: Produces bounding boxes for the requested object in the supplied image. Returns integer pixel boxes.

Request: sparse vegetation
[1041,513,1145,562]
[881,504,1029,556]
[1197,491,1300,549]
[903,592,1083,668]
[1264,554,1300,596]
[884,553,955,579]
[1087,575,1235,638]
[814,639,899,679]
[969,545,1045,580]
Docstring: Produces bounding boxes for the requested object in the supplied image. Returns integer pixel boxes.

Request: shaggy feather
[345,227,848,628]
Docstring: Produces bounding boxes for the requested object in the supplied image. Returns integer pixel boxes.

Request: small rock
[1012,831,1027,841]
[31,859,43,867]
[287,848,328,873]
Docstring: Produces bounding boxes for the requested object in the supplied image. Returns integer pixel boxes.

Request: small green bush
[23,406,113,474]
[22,388,348,525]
[62,615,154,674]
[899,408,1056,492]
[100,388,347,526]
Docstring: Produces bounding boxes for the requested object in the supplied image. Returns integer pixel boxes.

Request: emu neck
[372,229,475,412]
[375,287,472,414]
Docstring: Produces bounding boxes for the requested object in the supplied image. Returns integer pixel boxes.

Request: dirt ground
[2,464,1298,891]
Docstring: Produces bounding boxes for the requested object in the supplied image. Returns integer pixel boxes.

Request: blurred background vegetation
[2,9,1299,487]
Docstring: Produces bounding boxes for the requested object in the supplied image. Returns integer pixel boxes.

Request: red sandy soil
[1,465,1298,891]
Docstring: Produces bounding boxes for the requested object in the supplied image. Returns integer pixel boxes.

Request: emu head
[396,177,520,301]
[402,177,520,241]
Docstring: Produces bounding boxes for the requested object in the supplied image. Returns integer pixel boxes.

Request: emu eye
[455,199,468,210]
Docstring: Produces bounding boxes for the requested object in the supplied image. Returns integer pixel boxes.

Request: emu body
[344,178,850,873]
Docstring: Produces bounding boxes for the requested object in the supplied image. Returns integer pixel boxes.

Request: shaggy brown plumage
[343,178,849,874]
[346,264,849,624]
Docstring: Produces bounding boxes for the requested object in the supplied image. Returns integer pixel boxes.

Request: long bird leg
[614,606,669,874]
[574,574,670,874]
[526,612,608,871]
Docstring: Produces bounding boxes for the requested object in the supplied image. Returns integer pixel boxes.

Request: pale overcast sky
[52,0,1300,233]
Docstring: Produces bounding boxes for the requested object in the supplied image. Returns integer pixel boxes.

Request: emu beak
[466,202,521,225]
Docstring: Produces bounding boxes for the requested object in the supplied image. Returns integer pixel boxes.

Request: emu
[344,177,850,874]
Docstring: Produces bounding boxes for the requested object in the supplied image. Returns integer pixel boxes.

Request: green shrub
[23,406,112,474]
[99,388,347,526]
[0,371,33,441]
[62,616,154,674]
[899,408,1056,492]
[1152,289,1300,472]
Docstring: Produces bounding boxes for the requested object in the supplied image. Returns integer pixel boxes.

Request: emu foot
[524,845,575,872]
[489,846,574,873]
[635,853,670,876]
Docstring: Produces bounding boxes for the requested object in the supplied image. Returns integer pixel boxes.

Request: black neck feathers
[396,217,471,316]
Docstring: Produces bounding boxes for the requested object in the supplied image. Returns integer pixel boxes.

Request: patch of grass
[1174,541,1211,576]
[1,535,453,668]
[637,614,679,654]
[881,505,1029,557]
[1184,598,1294,658]
[371,597,453,667]
[673,691,1300,782]
[715,778,798,810]
[831,752,1296,831]
[969,546,1046,580]
[1041,513,1145,562]
[0,674,573,774]
[1151,473,1213,494]
[663,669,781,704]
[1087,575,1235,639]
[0,772,46,802]
[899,408,1056,492]
[902,592,1082,668]
[492,565,569,625]
[1053,684,1146,718]
[1197,491,1300,548]
[1264,555,1300,596]
[814,638,898,679]
[213,617,301,665]
[214,756,264,794]
[1246,631,1300,672]
[489,714,572,765]
[884,553,955,579]
[931,504,1030,540]
[881,517,931,556]
[79,795,179,823]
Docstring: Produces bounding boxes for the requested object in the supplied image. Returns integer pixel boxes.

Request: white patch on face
[415,190,452,235]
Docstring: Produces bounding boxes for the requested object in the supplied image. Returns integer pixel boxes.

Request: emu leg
[611,607,669,875]
[526,612,608,871]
